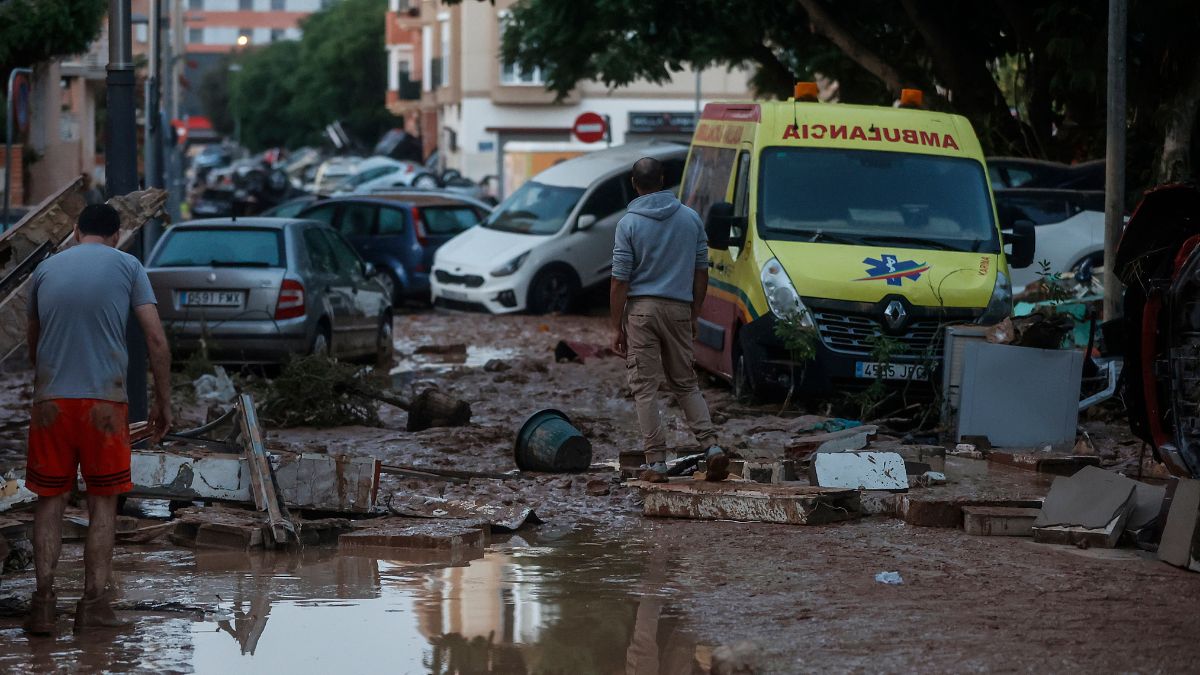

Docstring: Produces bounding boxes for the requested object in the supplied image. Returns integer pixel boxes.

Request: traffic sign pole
[572,112,608,144]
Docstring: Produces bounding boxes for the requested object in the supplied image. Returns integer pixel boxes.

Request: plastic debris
[875,571,904,585]
[193,366,237,405]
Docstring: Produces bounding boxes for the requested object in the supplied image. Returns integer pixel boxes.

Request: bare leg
[82,494,118,599]
[32,494,67,594]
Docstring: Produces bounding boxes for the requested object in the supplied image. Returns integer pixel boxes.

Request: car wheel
[311,324,331,357]
[527,266,579,315]
[376,313,394,368]
[413,173,439,189]
[732,339,760,404]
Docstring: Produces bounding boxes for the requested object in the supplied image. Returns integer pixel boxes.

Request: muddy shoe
[704,446,730,482]
[74,594,131,632]
[638,463,669,484]
[23,590,56,636]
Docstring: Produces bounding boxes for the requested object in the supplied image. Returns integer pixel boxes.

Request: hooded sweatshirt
[612,190,708,303]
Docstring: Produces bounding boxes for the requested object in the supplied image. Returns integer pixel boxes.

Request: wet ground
[2,310,1200,672]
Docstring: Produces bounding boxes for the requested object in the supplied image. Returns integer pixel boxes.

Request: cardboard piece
[1159,478,1200,572]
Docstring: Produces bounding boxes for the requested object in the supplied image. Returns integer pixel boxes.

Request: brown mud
[0,310,1198,672]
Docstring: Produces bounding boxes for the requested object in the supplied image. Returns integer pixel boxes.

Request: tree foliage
[489,0,1200,184]
[226,0,399,151]
[0,0,106,75]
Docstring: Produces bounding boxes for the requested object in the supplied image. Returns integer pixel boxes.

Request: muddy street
[2,311,1200,673]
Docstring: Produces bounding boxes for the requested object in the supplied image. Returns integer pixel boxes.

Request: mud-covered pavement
[2,310,1200,673]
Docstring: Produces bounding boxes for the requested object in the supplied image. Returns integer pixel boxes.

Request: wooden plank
[0,177,84,275]
[237,394,292,546]
[634,480,861,525]
[962,506,1041,536]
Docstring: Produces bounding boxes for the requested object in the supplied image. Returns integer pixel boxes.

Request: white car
[995,188,1106,293]
[310,156,362,194]
[430,142,687,314]
[333,156,440,195]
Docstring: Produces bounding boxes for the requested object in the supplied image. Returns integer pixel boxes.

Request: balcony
[398,74,421,101]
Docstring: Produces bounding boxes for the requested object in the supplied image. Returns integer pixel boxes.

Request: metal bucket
[514,409,592,472]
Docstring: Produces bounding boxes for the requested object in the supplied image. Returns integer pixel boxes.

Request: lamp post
[230,34,249,147]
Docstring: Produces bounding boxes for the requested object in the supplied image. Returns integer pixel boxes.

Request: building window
[498,10,543,86]
[135,24,148,43]
[239,0,253,10]
[270,28,285,41]
[439,16,451,89]
[188,0,203,9]
[188,28,203,44]
[270,0,285,9]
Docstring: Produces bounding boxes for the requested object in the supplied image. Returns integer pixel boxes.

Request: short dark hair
[78,204,121,237]
[632,157,664,193]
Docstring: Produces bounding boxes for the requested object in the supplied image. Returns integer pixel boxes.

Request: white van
[430,141,686,314]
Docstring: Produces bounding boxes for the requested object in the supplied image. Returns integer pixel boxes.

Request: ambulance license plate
[181,290,244,307]
[855,362,928,381]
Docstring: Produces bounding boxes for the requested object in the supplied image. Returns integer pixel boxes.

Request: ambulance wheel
[732,342,760,404]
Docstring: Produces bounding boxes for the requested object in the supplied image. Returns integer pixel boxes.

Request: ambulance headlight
[978,270,1012,325]
[761,257,814,325]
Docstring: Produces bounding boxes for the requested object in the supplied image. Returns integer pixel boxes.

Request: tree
[227,0,399,151]
[198,56,236,138]
[0,0,107,129]
[488,0,1200,187]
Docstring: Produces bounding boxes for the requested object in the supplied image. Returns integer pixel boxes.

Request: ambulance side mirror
[1003,219,1037,270]
[706,201,744,251]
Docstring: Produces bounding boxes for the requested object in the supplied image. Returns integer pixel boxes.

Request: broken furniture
[634,480,861,525]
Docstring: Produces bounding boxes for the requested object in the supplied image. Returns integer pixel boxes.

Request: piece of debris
[338,519,486,553]
[193,366,237,405]
[634,480,861,525]
[0,476,36,513]
[962,506,1041,537]
[913,470,947,487]
[170,506,350,550]
[553,340,617,363]
[1159,478,1200,572]
[514,409,592,472]
[414,343,467,356]
[586,479,611,496]
[482,358,511,372]
[810,451,908,491]
[711,640,758,675]
[739,459,797,483]
[875,571,904,585]
[1031,466,1161,548]
[987,452,1101,476]
[384,496,541,532]
[786,425,878,460]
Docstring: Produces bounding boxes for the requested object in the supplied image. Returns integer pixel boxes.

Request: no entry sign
[572,112,607,144]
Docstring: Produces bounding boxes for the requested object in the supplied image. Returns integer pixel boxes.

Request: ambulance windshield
[483,181,585,235]
[757,148,999,253]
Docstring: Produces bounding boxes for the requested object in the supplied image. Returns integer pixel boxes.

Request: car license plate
[180,290,244,307]
[855,361,928,381]
[441,289,468,301]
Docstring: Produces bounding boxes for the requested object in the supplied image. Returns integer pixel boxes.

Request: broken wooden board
[170,506,350,550]
[1033,513,1128,549]
[1159,478,1200,572]
[635,480,861,525]
[129,449,380,513]
[785,425,877,460]
[0,185,166,365]
[384,497,541,532]
[962,506,1041,537]
[810,452,908,491]
[237,393,292,546]
[339,520,487,551]
[986,452,1101,476]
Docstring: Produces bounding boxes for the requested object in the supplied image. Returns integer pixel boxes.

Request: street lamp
[230,34,249,146]
[237,35,249,47]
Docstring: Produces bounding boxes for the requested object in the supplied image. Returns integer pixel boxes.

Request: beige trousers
[624,297,717,464]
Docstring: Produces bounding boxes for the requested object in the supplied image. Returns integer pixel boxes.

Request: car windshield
[152,228,284,267]
[758,148,999,253]
[483,181,584,235]
[344,165,399,188]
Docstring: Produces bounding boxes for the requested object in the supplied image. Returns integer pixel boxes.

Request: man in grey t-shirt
[23,204,173,635]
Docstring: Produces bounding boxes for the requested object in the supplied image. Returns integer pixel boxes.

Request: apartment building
[385,0,753,192]
[180,0,331,115]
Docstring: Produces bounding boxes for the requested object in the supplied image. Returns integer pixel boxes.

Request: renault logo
[883,300,907,331]
[206,272,217,283]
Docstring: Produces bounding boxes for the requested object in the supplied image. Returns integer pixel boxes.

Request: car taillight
[412,206,428,246]
[275,279,305,320]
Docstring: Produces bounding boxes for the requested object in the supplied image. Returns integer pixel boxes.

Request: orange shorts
[26,399,132,497]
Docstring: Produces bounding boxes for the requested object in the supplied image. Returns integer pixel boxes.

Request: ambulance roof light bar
[793,82,819,102]
[899,88,924,108]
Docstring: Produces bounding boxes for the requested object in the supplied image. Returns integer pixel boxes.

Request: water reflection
[0,528,706,674]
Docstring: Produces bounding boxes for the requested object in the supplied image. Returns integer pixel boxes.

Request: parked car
[988,157,1104,191]
[146,218,393,365]
[297,193,490,305]
[260,195,318,218]
[430,141,687,314]
[994,187,1105,293]
[190,187,236,218]
[332,156,440,195]
[311,156,363,194]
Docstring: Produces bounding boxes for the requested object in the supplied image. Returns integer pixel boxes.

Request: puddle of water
[0,528,706,674]
[390,342,518,382]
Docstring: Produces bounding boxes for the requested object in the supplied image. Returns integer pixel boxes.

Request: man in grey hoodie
[611,157,728,483]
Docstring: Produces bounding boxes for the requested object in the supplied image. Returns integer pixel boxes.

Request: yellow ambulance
[684,86,1034,400]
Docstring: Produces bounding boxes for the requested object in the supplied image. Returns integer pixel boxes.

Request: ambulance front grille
[811,311,944,360]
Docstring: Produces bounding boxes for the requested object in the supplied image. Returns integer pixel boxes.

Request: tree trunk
[796,0,906,93]
[1156,58,1200,183]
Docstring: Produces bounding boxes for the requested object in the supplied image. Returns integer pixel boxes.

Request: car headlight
[978,270,1012,325]
[491,251,529,277]
[761,257,814,326]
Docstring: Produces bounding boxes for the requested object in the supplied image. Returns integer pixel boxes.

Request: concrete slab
[810,452,907,491]
[962,506,1041,536]
[1035,466,1136,529]
[1033,513,1128,549]
[1159,478,1200,572]
[634,480,861,525]
[895,456,1051,528]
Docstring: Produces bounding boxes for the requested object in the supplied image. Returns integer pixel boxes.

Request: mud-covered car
[146,218,393,365]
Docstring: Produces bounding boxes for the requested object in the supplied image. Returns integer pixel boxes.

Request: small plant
[1035,259,1073,304]
[848,333,908,420]
[773,310,819,412]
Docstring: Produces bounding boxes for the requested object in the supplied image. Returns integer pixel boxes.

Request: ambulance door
[693,146,746,379]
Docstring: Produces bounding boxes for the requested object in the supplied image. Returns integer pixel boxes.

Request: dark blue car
[297,194,490,305]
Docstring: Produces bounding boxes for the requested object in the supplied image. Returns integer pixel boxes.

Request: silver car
[147,218,393,365]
